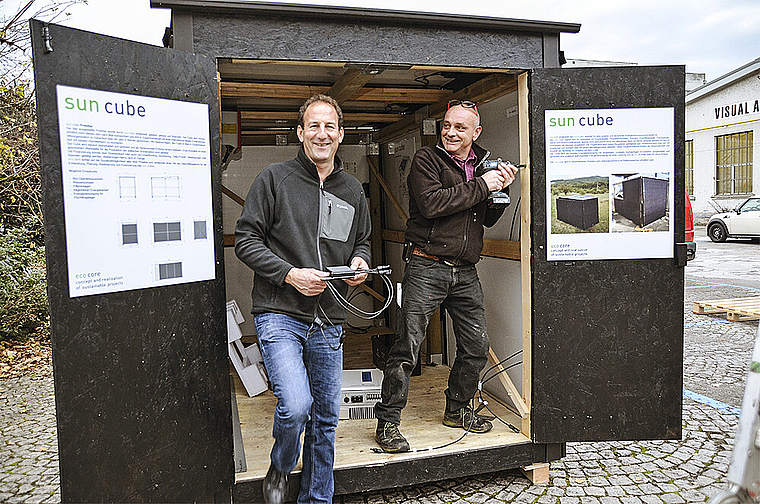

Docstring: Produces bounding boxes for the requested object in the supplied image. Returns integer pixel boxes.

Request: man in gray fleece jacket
[235,95,371,504]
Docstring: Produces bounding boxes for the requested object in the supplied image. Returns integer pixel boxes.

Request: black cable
[481,360,522,388]
[476,389,520,433]
[480,350,522,384]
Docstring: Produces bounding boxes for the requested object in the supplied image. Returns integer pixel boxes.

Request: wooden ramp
[693,297,760,321]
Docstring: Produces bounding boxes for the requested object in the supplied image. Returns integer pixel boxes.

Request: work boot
[262,464,289,504]
[443,406,493,433]
[375,420,410,452]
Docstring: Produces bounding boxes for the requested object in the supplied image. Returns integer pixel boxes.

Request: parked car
[707,196,760,243]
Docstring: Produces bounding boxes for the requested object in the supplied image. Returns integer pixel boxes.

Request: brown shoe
[375,420,410,452]
[443,406,493,433]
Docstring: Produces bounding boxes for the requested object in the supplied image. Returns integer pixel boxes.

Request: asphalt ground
[1,225,757,503]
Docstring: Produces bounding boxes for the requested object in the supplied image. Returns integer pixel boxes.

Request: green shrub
[0,227,48,341]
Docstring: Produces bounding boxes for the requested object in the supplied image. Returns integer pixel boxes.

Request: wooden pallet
[693,297,760,321]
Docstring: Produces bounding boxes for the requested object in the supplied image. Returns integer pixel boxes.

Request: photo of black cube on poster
[550,176,609,233]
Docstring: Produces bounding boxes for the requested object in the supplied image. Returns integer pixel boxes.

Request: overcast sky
[4,0,759,83]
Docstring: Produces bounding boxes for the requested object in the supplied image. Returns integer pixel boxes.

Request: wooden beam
[357,283,385,303]
[520,463,549,484]
[481,239,521,261]
[222,82,329,99]
[327,68,377,104]
[222,184,246,207]
[487,348,529,419]
[222,81,451,103]
[518,71,532,437]
[382,229,519,261]
[382,229,404,244]
[351,87,452,104]
[375,73,517,143]
[239,111,403,124]
[367,157,408,223]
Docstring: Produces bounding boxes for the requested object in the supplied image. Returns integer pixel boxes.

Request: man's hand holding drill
[481,161,518,191]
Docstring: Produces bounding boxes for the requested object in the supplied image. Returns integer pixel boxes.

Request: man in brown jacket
[374,100,517,452]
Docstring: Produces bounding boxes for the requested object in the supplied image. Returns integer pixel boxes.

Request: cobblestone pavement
[1,232,757,503]
[0,372,60,503]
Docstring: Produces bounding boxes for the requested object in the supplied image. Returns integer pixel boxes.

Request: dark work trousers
[374,255,490,425]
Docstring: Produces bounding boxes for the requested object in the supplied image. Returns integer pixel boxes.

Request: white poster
[56,85,215,297]
[545,107,674,261]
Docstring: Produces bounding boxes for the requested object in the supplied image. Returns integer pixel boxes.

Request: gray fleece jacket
[235,148,371,325]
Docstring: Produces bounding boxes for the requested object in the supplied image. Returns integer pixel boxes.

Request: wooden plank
[352,86,452,103]
[381,229,520,261]
[518,71,532,437]
[222,184,246,206]
[240,110,403,123]
[382,229,405,244]
[487,348,529,419]
[693,297,760,321]
[520,463,549,484]
[368,157,408,222]
[222,81,329,99]
[222,81,450,103]
[481,239,521,261]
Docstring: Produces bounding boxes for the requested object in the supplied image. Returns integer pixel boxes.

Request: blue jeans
[254,313,343,504]
[375,255,490,424]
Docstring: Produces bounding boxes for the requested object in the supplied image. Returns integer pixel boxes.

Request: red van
[685,190,696,260]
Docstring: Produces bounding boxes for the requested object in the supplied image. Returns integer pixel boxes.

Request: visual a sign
[545,107,674,261]
[56,85,215,297]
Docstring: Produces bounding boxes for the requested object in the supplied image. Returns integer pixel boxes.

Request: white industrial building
[686,57,759,220]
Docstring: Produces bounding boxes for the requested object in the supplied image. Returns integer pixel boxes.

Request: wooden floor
[233,357,528,484]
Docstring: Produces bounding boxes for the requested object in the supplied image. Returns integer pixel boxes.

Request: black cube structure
[556,195,599,229]
[614,175,669,226]
[31,3,688,501]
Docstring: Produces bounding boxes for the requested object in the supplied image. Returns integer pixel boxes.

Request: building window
[158,262,182,280]
[716,131,753,195]
[685,140,694,195]
[194,220,207,240]
[122,223,138,245]
[154,222,181,242]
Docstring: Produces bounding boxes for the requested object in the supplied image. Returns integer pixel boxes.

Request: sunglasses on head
[447,99,479,116]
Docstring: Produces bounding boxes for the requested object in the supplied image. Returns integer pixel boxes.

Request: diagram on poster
[56,85,215,297]
[545,107,674,261]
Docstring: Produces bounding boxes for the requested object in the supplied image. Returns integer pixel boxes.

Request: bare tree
[1,0,83,83]
[0,0,84,238]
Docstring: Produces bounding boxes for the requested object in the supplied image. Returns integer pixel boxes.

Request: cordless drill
[481,159,518,210]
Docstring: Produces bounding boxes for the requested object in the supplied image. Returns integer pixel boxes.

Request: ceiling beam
[375,73,518,143]
[221,82,452,103]
[239,110,403,123]
[327,68,378,104]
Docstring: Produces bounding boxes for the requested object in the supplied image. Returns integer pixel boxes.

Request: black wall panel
[191,12,544,68]
[31,21,232,502]
[529,66,685,443]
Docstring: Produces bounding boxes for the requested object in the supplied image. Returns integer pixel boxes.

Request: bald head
[440,105,482,159]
